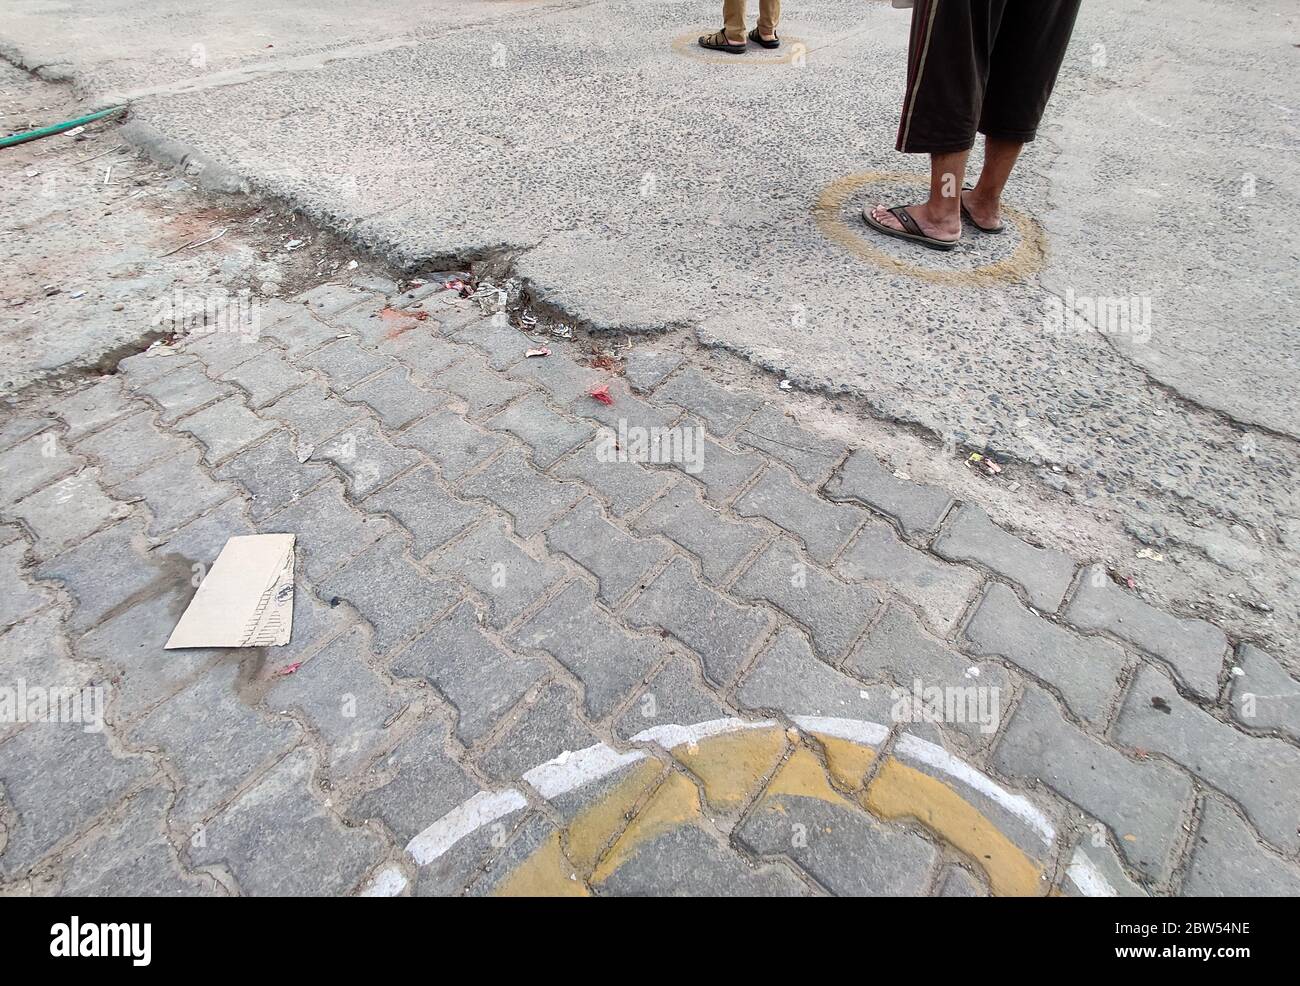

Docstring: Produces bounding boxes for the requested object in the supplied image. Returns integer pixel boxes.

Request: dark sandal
[960,185,1006,234]
[698,29,747,54]
[862,204,960,251]
[748,28,780,48]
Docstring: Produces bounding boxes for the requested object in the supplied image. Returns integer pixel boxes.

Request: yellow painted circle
[814,170,1048,286]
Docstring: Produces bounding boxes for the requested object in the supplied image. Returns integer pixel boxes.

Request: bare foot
[960,188,1004,231]
[867,202,961,242]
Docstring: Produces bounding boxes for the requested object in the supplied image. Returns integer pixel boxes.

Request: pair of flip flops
[698,28,780,54]
[863,192,1006,251]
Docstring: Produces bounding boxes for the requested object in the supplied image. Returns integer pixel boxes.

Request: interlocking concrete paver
[487,392,594,468]
[129,662,300,826]
[342,365,447,429]
[320,535,460,654]
[7,468,131,559]
[994,685,1192,882]
[624,556,770,687]
[352,718,480,844]
[655,370,762,437]
[734,467,864,564]
[835,517,981,634]
[72,410,191,484]
[0,431,80,502]
[633,480,765,584]
[934,505,1075,612]
[457,447,581,537]
[426,518,563,629]
[175,395,276,465]
[395,408,506,481]
[964,583,1127,725]
[363,466,483,558]
[187,748,383,896]
[514,581,662,720]
[1065,565,1227,699]
[47,377,131,441]
[545,498,667,606]
[1183,796,1300,897]
[315,419,421,497]
[267,625,406,774]
[0,724,152,879]
[553,441,674,518]
[392,602,547,745]
[479,681,597,782]
[216,432,333,520]
[1229,643,1300,742]
[731,541,880,662]
[259,480,391,582]
[49,786,211,896]
[824,449,954,537]
[737,408,847,485]
[1115,663,1300,852]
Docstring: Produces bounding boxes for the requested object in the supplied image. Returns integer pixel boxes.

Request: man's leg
[757,0,781,41]
[868,1,1005,242]
[722,0,747,43]
[868,150,969,242]
[968,0,1083,226]
[962,137,1022,230]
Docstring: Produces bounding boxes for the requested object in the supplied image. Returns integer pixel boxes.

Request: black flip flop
[960,185,1006,234]
[698,30,747,54]
[862,203,960,251]
[748,28,781,49]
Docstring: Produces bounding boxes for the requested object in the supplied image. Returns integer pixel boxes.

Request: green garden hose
[0,104,126,149]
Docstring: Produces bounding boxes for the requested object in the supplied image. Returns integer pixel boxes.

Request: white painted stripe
[522,743,648,800]
[1067,847,1119,898]
[359,864,408,897]
[405,788,527,865]
[630,717,778,750]
[793,715,890,749]
[895,732,1056,846]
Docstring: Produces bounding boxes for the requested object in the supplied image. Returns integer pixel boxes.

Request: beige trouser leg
[723,0,781,41]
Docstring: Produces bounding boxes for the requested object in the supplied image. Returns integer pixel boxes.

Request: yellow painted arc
[591,770,703,885]
[672,727,787,810]
[494,831,591,897]
[865,758,1043,897]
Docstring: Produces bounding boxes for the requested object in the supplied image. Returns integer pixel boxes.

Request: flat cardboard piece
[165,534,295,649]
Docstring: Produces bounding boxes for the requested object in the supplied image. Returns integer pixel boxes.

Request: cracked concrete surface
[2,4,1297,645]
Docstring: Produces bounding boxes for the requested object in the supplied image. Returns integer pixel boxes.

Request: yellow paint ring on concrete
[814,170,1048,286]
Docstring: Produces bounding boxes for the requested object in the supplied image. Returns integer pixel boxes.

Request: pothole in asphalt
[671,27,810,66]
[813,170,1047,285]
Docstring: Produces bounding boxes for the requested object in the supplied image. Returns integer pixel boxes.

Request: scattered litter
[965,451,1002,476]
[779,379,792,390]
[892,469,910,480]
[296,444,314,463]
[158,227,227,258]
[858,690,869,700]
[379,306,429,321]
[1135,547,1163,562]
[275,662,303,677]
[965,666,981,678]
[165,534,295,649]
[525,347,551,358]
[63,125,86,138]
[347,260,358,270]
[1230,666,1245,677]
[1242,599,1273,614]
[588,383,614,406]
[590,353,619,370]
[551,324,573,339]
[518,312,538,329]
[69,290,85,300]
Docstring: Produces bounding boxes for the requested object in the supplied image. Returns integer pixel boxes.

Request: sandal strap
[889,206,923,238]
